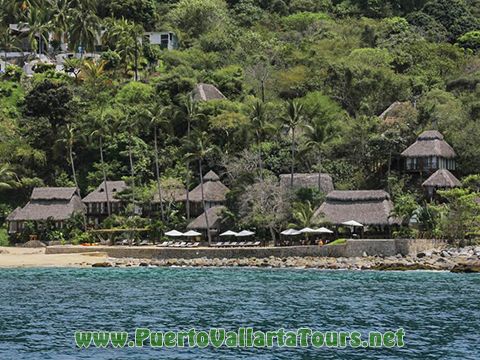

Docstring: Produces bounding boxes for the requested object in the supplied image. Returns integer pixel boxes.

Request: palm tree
[25,7,51,56]
[0,163,17,190]
[281,100,305,188]
[250,100,268,179]
[81,59,106,85]
[103,18,144,80]
[59,124,80,195]
[0,28,19,63]
[90,109,113,216]
[185,131,216,246]
[303,118,337,192]
[68,7,100,56]
[146,102,169,222]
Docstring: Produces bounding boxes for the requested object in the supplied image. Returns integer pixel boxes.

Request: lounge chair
[223,241,231,247]
[139,240,149,246]
[121,239,129,246]
[253,241,261,246]
[216,242,224,247]
[179,242,187,247]
[238,241,246,246]
[192,242,200,247]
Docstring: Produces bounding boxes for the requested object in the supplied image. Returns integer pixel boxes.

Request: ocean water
[0,268,479,359]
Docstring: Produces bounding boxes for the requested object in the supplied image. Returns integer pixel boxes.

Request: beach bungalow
[192,83,226,102]
[180,171,229,217]
[279,173,334,193]
[313,190,400,236]
[6,187,85,235]
[82,181,129,224]
[187,205,227,240]
[401,130,456,174]
[422,169,462,199]
[145,31,178,50]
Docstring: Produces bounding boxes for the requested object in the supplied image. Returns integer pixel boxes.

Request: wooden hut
[422,169,461,199]
[192,83,226,102]
[187,205,226,240]
[82,181,129,224]
[180,171,229,217]
[401,130,456,174]
[6,187,85,234]
[279,173,334,193]
[313,190,400,236]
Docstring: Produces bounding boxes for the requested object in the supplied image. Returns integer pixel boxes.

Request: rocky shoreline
[91,245,480,273]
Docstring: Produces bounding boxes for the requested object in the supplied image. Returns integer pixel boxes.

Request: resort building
[422,169,462,199]
[187,205,226,239]
[180,171,229,217]
[192,83,226,102]
[401,130,456,174]
[313,190,400,235]
[82,181,129,224]
[6,187,85,234]
[145,31,179,50]
[279,173,334,193]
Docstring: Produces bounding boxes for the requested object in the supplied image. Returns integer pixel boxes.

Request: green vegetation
[0,0,480,244]
[0,227,9,246]
[326,239,347,246]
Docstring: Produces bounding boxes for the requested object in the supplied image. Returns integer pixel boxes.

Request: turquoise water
[1,268,479,359]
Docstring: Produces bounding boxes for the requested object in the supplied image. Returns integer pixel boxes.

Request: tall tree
[185,131,215,246]
[281,100,305,188]
[68,7,100,55]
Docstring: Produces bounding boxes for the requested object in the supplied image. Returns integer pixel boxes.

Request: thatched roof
[82,181,128,203]
[31,187,79,201]
[187,206,226,230]
[180,171,229,203]
[401,130,456,159]
[192,83,226,101]
[422,169,461,188]
[313,190,400,226]
[7,187,85,222]
[279,173,334,193]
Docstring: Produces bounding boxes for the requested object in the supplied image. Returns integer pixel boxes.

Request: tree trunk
[134,46,138,81]
[261,79,265,103]
[185,119,191,220]
[69,143,80,196]
[270,226,276,246]
[153,126,165,222]
[317,151,322,192]
[99,137,111,217]
[128,137,136,215]
[290,127,295,188]
[199,159,211,246]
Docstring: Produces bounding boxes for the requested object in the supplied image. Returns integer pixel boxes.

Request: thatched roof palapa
[279,173,334,193]
[422,169,461,188]
[192,83,226,102]
[180,171,229,203]
[82,181,128,203]
[401,130,456,159]
[187,206,226,230]
[7,187,85,222]
[313,190,400,226]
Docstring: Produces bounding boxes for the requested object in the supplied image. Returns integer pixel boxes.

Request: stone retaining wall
[46,239,443,259]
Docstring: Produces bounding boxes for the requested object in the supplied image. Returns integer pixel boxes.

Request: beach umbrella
[281,229,302,236]
[165,230,184,237]
[183,230,202,237]
[299,227,316,233]
[314,227,334,234]
[342,220,363,227]
[220,230,238,236]
[236,230,255,237]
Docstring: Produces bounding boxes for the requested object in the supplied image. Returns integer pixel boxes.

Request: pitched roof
[279,173,334,193]
[313,190,400,226]
[7,188,85,222]
[192,83,226,101]
[187,206,226,230]
[422,169,461,188]
[401,130,456,158]
[82,181,128,203]
[31,187,78,201]
[204,170,220,181]
[180,173,229,203]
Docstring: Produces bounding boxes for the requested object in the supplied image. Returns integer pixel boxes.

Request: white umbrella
[236,230,255,237]
[220,230,238,236]
[183,230,201,237]
[165,230,184,237]
[314,227,334,234]
[281,229,302,236]
[342,220,364,227]
[300,227,316,233]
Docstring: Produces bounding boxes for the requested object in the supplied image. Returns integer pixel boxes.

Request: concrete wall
[46,239,443,259]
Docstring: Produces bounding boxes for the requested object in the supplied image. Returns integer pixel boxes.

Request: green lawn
[326,238,347,246]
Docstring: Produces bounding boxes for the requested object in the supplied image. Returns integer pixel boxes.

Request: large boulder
[22,240,47,248]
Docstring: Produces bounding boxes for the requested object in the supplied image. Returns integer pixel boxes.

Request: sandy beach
[0,247,109,268]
